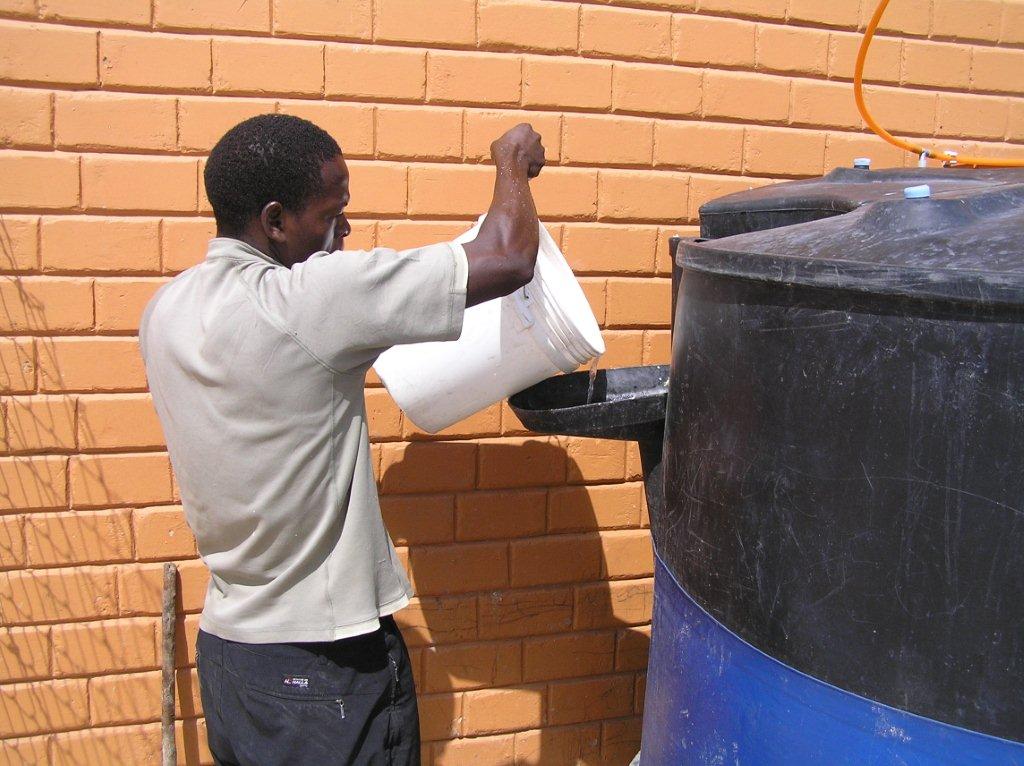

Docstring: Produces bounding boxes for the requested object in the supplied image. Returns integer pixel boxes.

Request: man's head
[205,114,351,267]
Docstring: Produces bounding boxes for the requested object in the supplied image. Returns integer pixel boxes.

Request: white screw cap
[903,184,931,199]
[853,157,871,169]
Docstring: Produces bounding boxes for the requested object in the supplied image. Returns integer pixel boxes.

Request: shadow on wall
[382,439,653,766]
[0,214,209,762]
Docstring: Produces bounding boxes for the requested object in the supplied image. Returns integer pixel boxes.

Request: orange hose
[854,0,1024,168]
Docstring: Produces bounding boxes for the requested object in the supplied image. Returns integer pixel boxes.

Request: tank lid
[682,176,1024,307]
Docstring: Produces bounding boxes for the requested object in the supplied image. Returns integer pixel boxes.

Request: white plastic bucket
[373,216,605,433]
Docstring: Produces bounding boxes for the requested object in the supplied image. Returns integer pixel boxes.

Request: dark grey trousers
[196,616,419,765]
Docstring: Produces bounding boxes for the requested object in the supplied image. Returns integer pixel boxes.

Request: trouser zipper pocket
[336,699,346,719]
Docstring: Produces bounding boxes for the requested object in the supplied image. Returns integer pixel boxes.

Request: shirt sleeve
[265,241,469,373]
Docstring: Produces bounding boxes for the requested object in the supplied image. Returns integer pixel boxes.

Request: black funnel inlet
[508,365,669,544]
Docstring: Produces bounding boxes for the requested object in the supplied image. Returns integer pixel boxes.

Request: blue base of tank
[640,555,1024,766]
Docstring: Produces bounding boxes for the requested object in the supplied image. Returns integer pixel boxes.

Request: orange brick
[51,722,160,765]
[565,437,626,483]
[376,221,468,251]
[524,56,613,110]
[176,97,274,153]
[654,120,743,172]
[755,24,829,76]
[277,101,375,159]
[859,0,930,35]
[25,509,133,567]
[937,92,1009,141]
[861,85,937,136]
[548,483,643,532]
[133,505,196,560]
[697,0,786,18]
[635,672,646,712]
[688,174,771,222]
[0,215,39,272]
[643,328,671,364]
[612,62,700,117]
[602,716,643,764]
[523,630,614,682]
[175,716,213,764]
[510,534,602,587]
[213,38,323,97]
[100,31,211,92]
[377,106,463,161]
[902,39,972,89]
[671,14,754,67]
[1009,102,1024,143]
[407,164,492,217]
[615,625,651,671]
[0,625,50,682]
[562,224,656,275]
[0,735,51,764]
[0,567,117,624]
[0,455,67,511]
[744,126,826,177]
[971,48,1024,95]
[394,594,477,647]
[94,278,168,332]
[344,220,376,251]
[790,79,863,130]
[0,152,79,210]
[272,0,371,39]
[0,678,88,737]
[382,492,454,546]
[55,92,176,152]
[409,541,508,595]
[0,0,38,14]
[41,217,161,273]
[154,0,269,32]
[70,452,172,508]
[379,441,476,494]
[0,276,93,333]
[173,612,201,665]
[376,0,475,46]
[574,578,653,629]
[52,617,157,677]
[0,21,97,86]
[598,170,688,222]
[82,156,198,213]
[579,277,607,325]
[477,436,566,489]
[422,640,521,692]
[39,0,150,24]
[0,87,52,148]
[525,167,596,221]
[433,733,514,765]
[787,0,860,27]
[1002,2,1024,45]
[456,489,546,541]
[600,529,653,579]
[120,559,208,617]
[427,51,522,106]
[828,32,902,83]
[346,161,408,216]
[478,587,574,639]
[364,387,403,440]
[88,670,160,726]
[514,723,602,764]
[932,0,1002,40]
[478,0,578,53]
[562,114,653,167]
[0,393,71,456]
[175,665,202,717]
[605,277,672,327]
[419,692,463,742]
[463,109,562,163]
[326,44,425,101]
[462,685,544,735]
[162,218,215,273]
[580,6,670,62]
[625,442,643,483]
[39,337,146,392]
[405,402,504,441]
[548,674,633,725]
[703,69,789,123]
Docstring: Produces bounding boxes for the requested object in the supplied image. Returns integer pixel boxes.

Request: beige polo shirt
[140,237,468,643]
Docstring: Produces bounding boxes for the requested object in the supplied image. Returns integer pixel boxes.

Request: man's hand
[491,123,546,179]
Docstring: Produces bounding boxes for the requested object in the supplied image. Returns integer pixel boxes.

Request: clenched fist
[490,123,546,179]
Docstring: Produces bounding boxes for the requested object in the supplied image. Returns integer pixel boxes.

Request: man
[140,114,545,765]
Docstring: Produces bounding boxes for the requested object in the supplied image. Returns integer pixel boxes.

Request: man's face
[282,155,351,265]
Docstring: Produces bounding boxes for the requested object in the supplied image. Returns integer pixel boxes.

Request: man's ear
[260,201,287,244]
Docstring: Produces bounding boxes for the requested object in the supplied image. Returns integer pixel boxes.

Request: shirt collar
[206,237,283,267]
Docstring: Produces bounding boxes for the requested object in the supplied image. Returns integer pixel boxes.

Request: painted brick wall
[0,0,1021,763]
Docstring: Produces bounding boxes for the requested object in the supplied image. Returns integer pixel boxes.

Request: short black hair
[204,114,341,234]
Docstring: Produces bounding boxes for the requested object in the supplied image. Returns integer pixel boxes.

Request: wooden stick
[161,562,178,766]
